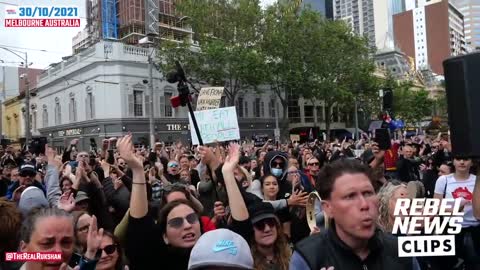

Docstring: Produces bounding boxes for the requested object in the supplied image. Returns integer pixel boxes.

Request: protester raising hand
[117,134,148,218]
[58,192,76,212]
[222,143,240,173]
[222,143,249,222]
[84,215,104,260]
[116,135,143,170]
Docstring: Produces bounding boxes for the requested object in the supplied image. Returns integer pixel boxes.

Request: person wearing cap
[18,186,49,216]
[248,202,292,269]
[74,191,90,212]
[6,163,45,202]
[188,229,253,270]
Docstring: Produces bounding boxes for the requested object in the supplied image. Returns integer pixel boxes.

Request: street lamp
[0,47,31,147]
[139,16,192,149]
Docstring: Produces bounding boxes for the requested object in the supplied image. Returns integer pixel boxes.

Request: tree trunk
[325,104,332,141]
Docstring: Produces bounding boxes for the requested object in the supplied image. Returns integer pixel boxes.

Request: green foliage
[161,0,266,105]
[392,82,434,124]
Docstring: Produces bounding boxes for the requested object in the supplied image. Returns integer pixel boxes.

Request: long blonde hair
[377,181,407,232]
[251,218,291,270]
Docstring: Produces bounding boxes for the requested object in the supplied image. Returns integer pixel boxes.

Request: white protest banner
[196,87,225,111]
[189,106,240,145]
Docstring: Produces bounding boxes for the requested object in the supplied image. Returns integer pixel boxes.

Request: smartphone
[375,128,392,150]
[68,253,81,268]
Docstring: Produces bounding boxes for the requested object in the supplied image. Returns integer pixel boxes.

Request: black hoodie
[262,151,292,200]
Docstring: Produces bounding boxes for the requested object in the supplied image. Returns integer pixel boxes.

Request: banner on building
[189,106,240,145]
[196,87,224,111]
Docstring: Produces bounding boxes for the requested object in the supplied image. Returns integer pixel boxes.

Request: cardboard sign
[189,106,240,145]
[196,87,224,111]
[290,135,300,142]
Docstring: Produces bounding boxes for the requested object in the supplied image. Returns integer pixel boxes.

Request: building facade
[32,41,281,150]
[451,0,480,51]
[393,0,466,75]
[3,95,26,144]
[333,0,392,51]
[302,0,334,19]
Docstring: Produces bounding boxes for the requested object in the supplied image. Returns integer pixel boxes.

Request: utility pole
[0,60,5,139]
[148,48,155,150]
[24,53,31,148]
[354,98,359,140]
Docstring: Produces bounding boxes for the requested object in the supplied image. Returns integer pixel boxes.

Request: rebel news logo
[393,198,464,257]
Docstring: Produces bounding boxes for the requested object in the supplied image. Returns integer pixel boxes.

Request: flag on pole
[309,128,313,141]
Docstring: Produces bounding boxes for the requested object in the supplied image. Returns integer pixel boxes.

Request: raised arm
[222,143,248,221]
[117,135,148,218]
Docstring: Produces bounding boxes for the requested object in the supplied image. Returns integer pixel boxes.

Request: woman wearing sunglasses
[116,135,204,269]
[222,144,291,270]
[87,231,123,270]
[248,202,291,270]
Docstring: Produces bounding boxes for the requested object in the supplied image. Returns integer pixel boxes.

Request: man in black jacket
[290,159,416,270]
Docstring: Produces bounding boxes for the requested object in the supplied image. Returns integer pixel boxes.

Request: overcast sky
[0,0,277,70]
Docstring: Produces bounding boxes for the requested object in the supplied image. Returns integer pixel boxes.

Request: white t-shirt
[434,174,479,227]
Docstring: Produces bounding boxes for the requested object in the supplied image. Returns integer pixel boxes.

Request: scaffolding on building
[102,0,118,39]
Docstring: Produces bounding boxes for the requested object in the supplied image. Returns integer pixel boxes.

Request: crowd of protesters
[0,131,480,270]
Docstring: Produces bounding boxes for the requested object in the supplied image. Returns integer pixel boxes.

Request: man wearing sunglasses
[165,160,181,183]
[262,151,292,200]
[7,163,46,202]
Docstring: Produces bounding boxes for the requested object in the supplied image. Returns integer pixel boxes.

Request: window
[260,101,265,117]
[69,96,77,122]
[254,98,261,118]
[133,90,143,117]
[332,106,339,122]
[32,111,37,131]
[287,92,300,122]
[55,98,61,125]
[304,106,314,122]
[86,92,95,118]
[244,101,249,117]
[42,105,48,127]
[317,106,325,121]
[165,92,173,117]
[236,97,244,118]
[269,99,276,118]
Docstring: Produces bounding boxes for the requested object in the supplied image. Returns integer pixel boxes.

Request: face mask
[271,168,283,177]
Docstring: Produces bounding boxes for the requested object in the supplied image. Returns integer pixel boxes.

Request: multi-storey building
[31,41,281,150]
[451,0,480,51]
[394,0,466,74]
[333,0,392,51]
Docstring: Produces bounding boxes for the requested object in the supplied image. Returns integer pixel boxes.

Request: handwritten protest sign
[196,87,224,111]
[189,106,240,145]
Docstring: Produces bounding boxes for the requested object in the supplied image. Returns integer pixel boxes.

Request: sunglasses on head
[96,244,117,256]
[167,213,199,229]
[253,217,277,231]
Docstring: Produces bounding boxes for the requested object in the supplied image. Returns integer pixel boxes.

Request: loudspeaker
[443,52,480,157]
[383,89,393,111]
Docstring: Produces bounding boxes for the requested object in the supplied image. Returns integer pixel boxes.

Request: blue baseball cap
[188,229,253,270]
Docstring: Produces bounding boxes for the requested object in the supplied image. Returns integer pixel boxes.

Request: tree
[163,0,266,106]
[392,82,434,125]
[302,16,377,136]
